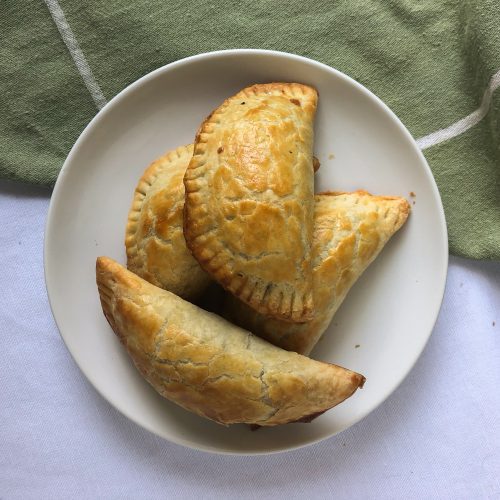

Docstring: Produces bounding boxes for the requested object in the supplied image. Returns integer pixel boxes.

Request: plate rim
[44,48,449,455]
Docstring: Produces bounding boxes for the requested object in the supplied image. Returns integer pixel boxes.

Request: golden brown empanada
[183,83,318,323]
[96,256,365,426]
[224,191,410,355]
[125,144,211,300]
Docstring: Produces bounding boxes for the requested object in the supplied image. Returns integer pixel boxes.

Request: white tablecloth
[1,180,499,499]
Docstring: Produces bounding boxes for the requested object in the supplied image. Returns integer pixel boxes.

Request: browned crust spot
[313,156,320,172]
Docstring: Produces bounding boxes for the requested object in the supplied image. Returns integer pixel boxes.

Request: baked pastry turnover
[125,144,211,300]
[183,83,318,322]
[224,191,410,355]
[96,257,365,426]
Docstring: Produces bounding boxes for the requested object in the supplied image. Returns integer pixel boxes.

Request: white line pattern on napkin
[417,68,500,150]
[43,0,107,110]
[40,2,500,152]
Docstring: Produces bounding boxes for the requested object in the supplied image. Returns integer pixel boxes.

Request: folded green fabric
[1,0,499,259]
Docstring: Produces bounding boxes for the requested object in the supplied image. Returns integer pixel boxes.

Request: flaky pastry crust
[183,83,317,322]
[125,144,211,300]
[96,257,365,426]
[224,191,410,355]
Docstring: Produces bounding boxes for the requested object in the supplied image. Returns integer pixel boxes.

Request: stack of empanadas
[97,83,410,427]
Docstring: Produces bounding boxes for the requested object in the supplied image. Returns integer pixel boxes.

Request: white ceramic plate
[45,49,448,455]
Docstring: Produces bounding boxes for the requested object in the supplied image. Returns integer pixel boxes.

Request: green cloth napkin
[1,1,499,259]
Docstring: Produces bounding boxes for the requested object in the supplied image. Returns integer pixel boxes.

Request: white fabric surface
[1,180,499,499]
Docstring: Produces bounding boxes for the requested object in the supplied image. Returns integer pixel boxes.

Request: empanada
[96,256,365,426]
[125,144,211,300]
[183,83,318,322]
[224,191,410,355]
